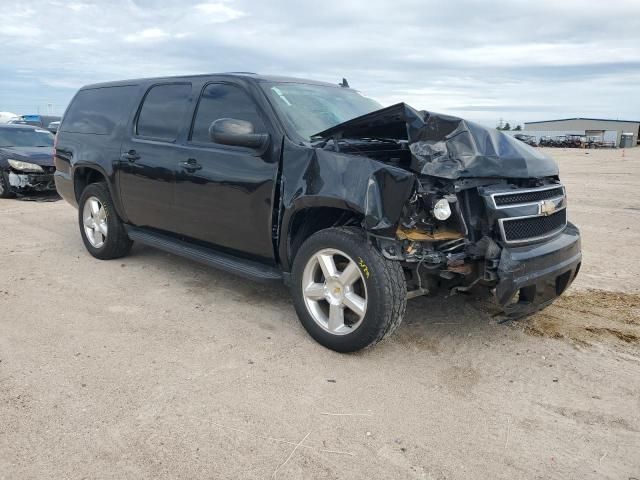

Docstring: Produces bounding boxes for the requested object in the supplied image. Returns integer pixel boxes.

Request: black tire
[291,227,407,352]
[78,182,132,259]
[0,171,15,198]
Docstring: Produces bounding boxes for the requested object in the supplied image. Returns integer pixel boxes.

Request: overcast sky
[2,0,639,126]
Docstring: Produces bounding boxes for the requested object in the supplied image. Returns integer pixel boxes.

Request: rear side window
[136,83,191,141]
[191,83,265,143]
[61,86,137,135]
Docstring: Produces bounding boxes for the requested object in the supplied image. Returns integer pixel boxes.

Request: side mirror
[209,118,270,151]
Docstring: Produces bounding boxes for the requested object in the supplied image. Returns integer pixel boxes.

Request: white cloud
[124,27,170,43]
[0,0,638,125]
[193,2,245,21]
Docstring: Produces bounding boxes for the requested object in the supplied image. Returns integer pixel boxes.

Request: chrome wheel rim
[301,248,368,335]
[83,196,108,248]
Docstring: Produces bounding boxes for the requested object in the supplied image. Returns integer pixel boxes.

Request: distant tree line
[496,119,522,131]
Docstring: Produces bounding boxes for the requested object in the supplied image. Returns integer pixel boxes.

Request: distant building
[524,118,639,148]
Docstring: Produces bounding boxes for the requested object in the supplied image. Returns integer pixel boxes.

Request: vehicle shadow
[127,243,500,350]
[15,191,61,202]
[128,243,293,307]
[387,292,498,353]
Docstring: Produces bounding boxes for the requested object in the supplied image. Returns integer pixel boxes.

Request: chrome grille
[493,185,568,244]
[502,209,567,242]
[493,186,564,207]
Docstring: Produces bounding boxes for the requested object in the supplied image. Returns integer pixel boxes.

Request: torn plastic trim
[7,171,56,191]
[312,103,559,180]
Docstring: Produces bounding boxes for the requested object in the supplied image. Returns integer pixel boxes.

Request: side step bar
[125,226,283,283]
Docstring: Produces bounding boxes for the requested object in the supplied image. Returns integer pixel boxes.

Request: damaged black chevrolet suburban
[55,73,581,352]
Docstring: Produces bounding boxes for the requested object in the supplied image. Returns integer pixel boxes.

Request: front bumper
[494,222,581,318]
[6,170,56,192]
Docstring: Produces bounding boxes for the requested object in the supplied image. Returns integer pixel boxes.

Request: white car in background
[0,112,19,124]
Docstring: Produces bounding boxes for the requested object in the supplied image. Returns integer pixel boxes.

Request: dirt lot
[1,148,639,479]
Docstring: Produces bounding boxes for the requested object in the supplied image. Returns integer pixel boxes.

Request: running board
[125,226,283,283]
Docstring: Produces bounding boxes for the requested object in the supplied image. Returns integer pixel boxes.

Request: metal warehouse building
[524,118,640,148]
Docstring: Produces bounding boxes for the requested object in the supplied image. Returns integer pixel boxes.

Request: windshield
[0,128,54,147]
[262,82,382,141]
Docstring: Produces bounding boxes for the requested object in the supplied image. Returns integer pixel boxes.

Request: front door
[172,82,279,262]
[118,82,192,231]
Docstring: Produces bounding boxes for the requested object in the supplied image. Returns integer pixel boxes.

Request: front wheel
[291,227,407,352]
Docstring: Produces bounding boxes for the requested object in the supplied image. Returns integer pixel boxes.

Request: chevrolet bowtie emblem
[539,200,557,216]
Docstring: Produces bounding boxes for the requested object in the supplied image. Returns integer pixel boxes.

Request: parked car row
[537,135,617,149]
[513,133,538,147]
[7,114,61,134]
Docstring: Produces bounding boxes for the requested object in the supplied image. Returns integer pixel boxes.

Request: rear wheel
[78,182,132,259]
[291,227,406,352]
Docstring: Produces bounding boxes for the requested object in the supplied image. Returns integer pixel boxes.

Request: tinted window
[137,84,191,141]
[61,86,138,135]
[191,84,265,143]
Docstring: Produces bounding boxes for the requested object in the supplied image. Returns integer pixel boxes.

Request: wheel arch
[73,165,128,222]
[281,202,365,272]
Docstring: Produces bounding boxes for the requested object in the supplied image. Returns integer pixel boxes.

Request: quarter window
[136,83,191,141]
[61,86,138,135]
[191,84,265,143]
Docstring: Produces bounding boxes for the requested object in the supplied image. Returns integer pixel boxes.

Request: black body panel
[118,137,181,232]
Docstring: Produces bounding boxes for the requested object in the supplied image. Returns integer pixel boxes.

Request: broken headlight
[432,198,452,220]
[8,159,44,173]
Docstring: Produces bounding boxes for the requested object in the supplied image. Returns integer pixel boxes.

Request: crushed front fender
[281,143,417,234]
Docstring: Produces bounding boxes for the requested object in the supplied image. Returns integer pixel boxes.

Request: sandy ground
[1,148,639,479]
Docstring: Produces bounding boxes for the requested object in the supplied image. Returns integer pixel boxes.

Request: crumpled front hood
[313,103,558,180]
[0,146,54,167]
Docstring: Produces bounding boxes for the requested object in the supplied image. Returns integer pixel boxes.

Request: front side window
[191,83,265,144]
[137,83,191,141]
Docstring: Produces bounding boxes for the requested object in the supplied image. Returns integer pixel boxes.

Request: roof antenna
[339,78,350,88]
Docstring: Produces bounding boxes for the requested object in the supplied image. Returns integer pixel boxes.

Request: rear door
[118,82,192,231]
[172,81,280,262]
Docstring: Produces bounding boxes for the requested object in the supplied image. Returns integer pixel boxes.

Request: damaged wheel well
[74,167,106,203]
[288,207,363,265]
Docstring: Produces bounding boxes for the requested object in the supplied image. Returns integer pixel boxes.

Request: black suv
[54,73,581,352]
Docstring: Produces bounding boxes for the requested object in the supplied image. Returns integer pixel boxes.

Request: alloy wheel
[301,248,368,335]
[82,196,108,248]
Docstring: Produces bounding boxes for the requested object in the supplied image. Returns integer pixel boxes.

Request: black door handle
[180,158,202,171]
[121,150,140,162]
